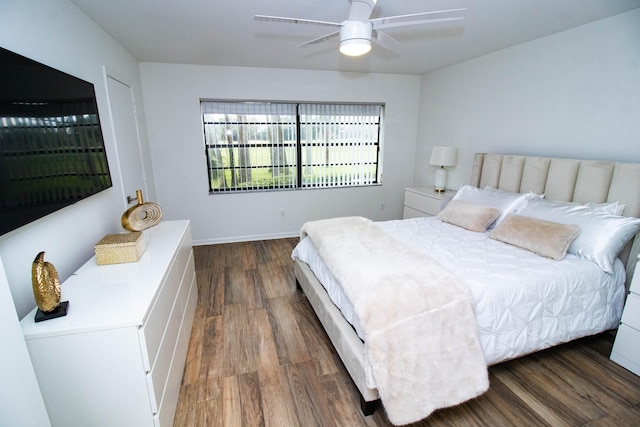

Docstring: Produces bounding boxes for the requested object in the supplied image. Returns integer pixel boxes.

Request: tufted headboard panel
[470,153,640,284]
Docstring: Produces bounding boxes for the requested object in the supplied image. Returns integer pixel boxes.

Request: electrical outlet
[280,210,286,219]
[379,203,385,211]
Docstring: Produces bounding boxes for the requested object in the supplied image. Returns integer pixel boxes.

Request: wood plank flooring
[174,238,640,426]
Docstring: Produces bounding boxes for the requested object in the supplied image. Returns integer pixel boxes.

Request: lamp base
[434,167,447,193]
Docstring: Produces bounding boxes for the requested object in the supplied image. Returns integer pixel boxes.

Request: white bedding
[291,216,627,366]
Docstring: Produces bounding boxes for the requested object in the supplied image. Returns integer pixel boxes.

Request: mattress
[292,216,627,365]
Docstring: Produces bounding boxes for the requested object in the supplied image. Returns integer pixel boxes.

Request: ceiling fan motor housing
[339,21,373,55]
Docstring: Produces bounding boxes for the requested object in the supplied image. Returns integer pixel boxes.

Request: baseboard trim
[193,231,299,246]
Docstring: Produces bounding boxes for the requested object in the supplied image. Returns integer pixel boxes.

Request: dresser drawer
[174,232,192,284]
[139,258,183,371]
[404,191,442,216]
[178,252,195,314]
[156,280,197,427]
[146,294,182,413]
[621,293,640,330]
[629,265,640,294]
[611,324,640,376]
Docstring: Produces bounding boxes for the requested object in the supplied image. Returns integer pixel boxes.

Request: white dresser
[610,254,640,376]
[403,187,456,218]
[21,220,198,427]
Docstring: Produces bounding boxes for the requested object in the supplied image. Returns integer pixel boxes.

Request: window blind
[202,101,297,191]
[299,103,381,188]
[201,101,382,192]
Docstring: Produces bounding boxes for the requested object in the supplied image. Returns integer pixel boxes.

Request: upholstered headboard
[470,153,640,284]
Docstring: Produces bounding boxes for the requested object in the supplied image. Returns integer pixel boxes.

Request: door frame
[102,66,149,209]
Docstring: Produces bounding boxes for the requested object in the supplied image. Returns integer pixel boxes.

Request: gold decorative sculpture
[31,251,69,322]
[121,190,163,232]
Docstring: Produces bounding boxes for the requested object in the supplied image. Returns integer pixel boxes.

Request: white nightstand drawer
[403,206,428,219]
[404,191,441,216]
[621,293,640,330]
[611,324,640,376]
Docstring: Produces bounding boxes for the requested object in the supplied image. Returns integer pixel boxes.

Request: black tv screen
[0,46,112,236]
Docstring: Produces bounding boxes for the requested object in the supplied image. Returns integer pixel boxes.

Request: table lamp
[429,146,457,193]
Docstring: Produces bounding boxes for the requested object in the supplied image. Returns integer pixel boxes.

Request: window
[201,101,383,192]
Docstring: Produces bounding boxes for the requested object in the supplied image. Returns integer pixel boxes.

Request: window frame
[201,100,384,193]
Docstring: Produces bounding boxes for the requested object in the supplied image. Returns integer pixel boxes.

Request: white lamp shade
[429,146,457,167]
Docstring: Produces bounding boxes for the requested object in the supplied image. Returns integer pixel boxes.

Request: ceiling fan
[255,0,466,56]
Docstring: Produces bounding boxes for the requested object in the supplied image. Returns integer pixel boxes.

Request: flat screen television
[0,46,112,237]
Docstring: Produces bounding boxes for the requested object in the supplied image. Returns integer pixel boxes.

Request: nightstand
[610,254,640,376]
[403,187,456,219]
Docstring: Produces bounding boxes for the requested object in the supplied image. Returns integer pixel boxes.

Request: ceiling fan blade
[298,31,341,47]
[254,15,340,28]
[373,16,464,31]
[370,8,466,29]
[371,30,400,51]
[348,0,377,22]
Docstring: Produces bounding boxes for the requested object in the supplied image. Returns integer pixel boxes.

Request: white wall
[0,257,50,427]
[0,0,155,319]
[139,63,421,244]
[415,9,640,190]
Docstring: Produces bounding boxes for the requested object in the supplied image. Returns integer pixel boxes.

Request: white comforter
[292,216,626,366]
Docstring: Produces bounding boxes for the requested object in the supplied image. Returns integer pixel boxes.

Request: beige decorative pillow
[438,199,501,232]
[515,197,640,272]
[489,214,581,260]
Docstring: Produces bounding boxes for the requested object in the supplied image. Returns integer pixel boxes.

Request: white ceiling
[70,0,639,75]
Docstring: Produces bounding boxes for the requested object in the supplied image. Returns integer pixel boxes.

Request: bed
[291,153,640,425]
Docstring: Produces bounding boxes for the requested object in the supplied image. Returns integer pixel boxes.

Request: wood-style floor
[173,238,640,426]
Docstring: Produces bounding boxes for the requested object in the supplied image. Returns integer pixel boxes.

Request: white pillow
[516,198,640,273]
[584,201,626,216]
[453,185,540,227]
[534,199,625,216]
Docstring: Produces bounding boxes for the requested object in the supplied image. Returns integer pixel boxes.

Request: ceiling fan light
[340,39,371,56]
[339,21,373,56]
